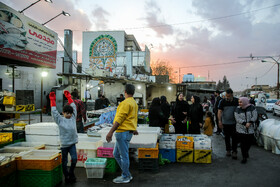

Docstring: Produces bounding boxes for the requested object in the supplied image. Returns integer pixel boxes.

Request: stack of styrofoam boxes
[84,158,107,178]
[75,134,103,167]
[17,150,62,187]
[159,134,177,163]
[193,135,212,164]
[25,123,61,150]
[97,147,119,173]
[98,127,161,148]
[138,144,159,172]
[176,136,194,163]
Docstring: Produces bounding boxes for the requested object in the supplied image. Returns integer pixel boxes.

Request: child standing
[203,111,215,136]
[49,90,78,183]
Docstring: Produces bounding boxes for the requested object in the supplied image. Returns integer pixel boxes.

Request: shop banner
[0,2,57,68]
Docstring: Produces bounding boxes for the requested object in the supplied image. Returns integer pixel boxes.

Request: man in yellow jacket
[106,84,138,184]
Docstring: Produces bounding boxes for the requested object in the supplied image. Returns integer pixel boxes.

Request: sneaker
[232,152,237,160]
[113,176,131,184]
[226,151,231,157]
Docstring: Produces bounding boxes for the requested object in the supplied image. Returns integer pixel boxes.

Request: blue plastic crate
[159,149,176,163]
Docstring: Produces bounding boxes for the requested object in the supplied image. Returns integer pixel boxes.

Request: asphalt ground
[19,113,280,187]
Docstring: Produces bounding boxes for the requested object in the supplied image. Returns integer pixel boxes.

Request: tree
[216,80,223,90]
[151,59,176,83]
[216,76,230,91]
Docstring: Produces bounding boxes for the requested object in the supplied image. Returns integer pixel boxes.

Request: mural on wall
[89,35,117,72]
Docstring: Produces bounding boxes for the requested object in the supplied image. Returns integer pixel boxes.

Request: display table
[0,109,42,124]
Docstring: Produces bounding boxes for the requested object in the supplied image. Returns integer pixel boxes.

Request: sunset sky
[2,0,280,91]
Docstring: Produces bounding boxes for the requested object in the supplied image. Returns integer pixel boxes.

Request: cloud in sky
[91,6,110,30]
[144,0,174,37]
[2,0,280,91]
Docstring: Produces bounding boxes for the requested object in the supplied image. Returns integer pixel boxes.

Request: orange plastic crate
[16,151,62,171]
[138,144,159,159]
[0,160,16,178]
[176,136,194,149]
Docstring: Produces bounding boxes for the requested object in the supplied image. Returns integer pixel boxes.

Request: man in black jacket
[214,90,222,134]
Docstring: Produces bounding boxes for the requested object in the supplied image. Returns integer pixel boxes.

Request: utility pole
[239,54,280,99]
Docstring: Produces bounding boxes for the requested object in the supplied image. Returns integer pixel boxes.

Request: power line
[51,3,280,32]
[121,3,280,30]
[174,59,255,69]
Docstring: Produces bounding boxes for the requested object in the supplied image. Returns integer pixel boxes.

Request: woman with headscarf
[188,95,203,134]
[148,97,165,128]
[160,96,170,127]
[234,97,258,164]
[170,93,189,134]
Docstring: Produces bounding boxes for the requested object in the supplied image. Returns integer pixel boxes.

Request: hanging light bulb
[5,66,9,75]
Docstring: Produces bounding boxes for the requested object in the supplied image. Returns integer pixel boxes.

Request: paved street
[19,112,280,187]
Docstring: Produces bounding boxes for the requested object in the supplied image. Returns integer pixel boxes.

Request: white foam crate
[98,127,161,148]
[3,142,45,151]
[26,134,60,146]
[25,123,59,135]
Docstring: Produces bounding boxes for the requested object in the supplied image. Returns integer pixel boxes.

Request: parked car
[266,99,278,112]
[272,100,280,116]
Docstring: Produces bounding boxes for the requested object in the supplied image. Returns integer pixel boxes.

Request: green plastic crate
[0,172,16,187]
[105,158,119,173]
[18,164,62,187]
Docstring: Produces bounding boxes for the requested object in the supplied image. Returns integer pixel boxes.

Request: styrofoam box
[68,134,103,167]
[194,140,212,150]
[4,142,45,151]
[26,134,60,146]
[20,150,61,160]
[25,123,59,135]
[98,127,161,148]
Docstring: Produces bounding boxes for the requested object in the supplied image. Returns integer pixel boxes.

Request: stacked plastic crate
[97,147,119,173]
[138,144,159,172]
[84,158,107,178]
[17,150,62,187]
[0,158,17,187]
[159,134,177,162]
[176,136,194,163]
[193,136,212,164]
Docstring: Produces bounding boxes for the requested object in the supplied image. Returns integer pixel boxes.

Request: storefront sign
[0,2,57,68]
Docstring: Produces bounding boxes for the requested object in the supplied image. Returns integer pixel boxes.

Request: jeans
[113,131,133,179]
[76,121,84,133]
[223,124,237,152]
[61,144,77,179]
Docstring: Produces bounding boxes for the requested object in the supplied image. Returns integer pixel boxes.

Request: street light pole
[42,11,71,25]
[261,57,280,99]
[19,0,53,13]
[239,54,280,99]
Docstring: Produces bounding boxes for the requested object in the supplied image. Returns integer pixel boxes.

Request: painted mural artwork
[89,34,117,72]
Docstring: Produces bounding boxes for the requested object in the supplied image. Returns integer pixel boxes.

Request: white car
[266,99,277,112]
[272,100,280,116]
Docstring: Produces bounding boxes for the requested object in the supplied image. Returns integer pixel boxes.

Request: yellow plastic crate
[176,136,194,149]
[176,149,193,163]
[140,109,149,113]
[14,123,27,127]
[3,96,15,105]
[138,144,159,159]
[16,105,27,112]
[194,150,212,164]
[27,104,35,111]
[0,133,13,144]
